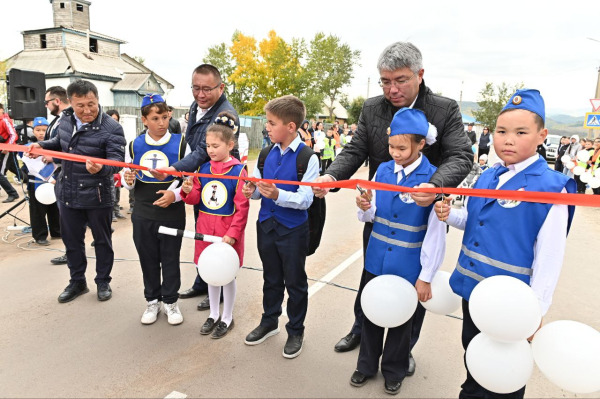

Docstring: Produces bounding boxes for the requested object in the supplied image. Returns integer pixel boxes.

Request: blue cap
[502,89,545,122]
[141,94,165,108]
[33,117,49,127]
[388,108,429,137]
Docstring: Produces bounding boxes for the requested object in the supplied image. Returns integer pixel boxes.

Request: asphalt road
[0,162,598,398]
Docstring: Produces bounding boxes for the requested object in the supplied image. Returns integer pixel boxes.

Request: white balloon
[361,275,418,328]
[573,166,585,176]
[469,276,541,342]
[420,271,461,315]
[560,155,571,164]
[595,169,600,178]
[566,161,575,170]
[580,171,592,183]
[532,320,600,394]
[35,183,56,205]
[466,333,534,394]
[196,242,240,286]
[590,177,600,189]
[576,150,591,163]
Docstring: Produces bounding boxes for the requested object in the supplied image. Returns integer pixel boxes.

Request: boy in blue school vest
[435,89,576,399]
[350,108,447,395]
[242,95,319,359]
[122,94,189,326]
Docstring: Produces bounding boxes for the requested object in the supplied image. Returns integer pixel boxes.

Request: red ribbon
[4,143,599,207]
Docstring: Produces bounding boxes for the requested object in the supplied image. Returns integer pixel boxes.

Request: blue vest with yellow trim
[198,162,245,216]
[258,143,308,229]
[365,156,437,284]
[132,133,184,183]
[449,156,576,301]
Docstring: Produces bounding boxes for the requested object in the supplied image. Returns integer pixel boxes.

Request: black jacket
[172,94,238,172]
[169,117,182,134]
[38,106,126,209]
[326,80,473,188]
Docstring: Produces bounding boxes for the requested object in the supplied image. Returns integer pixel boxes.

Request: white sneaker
[141,301,162,325]
[164,302,183,325]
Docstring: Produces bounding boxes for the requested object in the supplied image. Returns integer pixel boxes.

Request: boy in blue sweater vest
[435,89,576,398]
[242,95,319,359]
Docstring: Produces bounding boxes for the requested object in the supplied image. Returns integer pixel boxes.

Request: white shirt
[357,154,447,283]
[121,132,191,202]
[195,105,213,123]
[446,154,569,316]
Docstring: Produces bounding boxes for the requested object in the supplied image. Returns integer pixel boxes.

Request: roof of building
[319,99,349,120]
[21,27,127,44]
[111,73,151,91]
[50,0,92,5]
[120,54,174,90]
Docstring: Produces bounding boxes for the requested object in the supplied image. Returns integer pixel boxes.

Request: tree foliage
[347,96,365,125]
[472,82,524,131]
[203,31,360,120]
[0,60,7,105]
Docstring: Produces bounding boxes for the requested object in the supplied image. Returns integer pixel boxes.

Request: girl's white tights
[208,279,236,326]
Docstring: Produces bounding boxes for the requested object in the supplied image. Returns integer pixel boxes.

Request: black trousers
[0,152,20,176]
[554,160,564,173]
[28,184,60,241]
[132,214,184,304]
[0,174,18,197]
[460,299,526,399]
[320,158,333,175]
[478,147,490,158]
[191,204,210,293]
[59,203,114,284]
[112,185,121,214]
[257,218,309,336]
[357,271,416,382]
[351,222,427,353]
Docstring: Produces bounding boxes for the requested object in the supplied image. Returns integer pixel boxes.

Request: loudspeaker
[7,68,46,121]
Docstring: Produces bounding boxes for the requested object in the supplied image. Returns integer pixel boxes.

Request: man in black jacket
[29,80,126,303]
[168,106,182,134]
[151,64,238,310]
[313,42,472,377]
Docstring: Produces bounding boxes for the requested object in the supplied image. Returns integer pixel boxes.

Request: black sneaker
[244,324,280,346]
[97,282,112,301]
[50,254,68,265]
[283,334,304,359]
[58,281,89,303]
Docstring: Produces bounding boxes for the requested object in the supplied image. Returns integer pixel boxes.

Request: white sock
[207,285,221,321]
[221,279,237,326]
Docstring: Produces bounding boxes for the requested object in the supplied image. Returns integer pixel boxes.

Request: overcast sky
[2,0,599,116]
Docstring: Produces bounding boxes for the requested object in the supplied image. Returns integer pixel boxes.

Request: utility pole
[367,77,370,99]
[459,81,464,112]
[587,39,600,138]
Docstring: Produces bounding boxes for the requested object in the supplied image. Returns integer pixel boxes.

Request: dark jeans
[321,158,333,176]
[257,219,309,336]
[112,186,121,214]
[132,214,184,304]
[478,147,490,158]
[0,174,18,197]
[460,299,526,399]
[28,183,60,241]
[575,174,586,193]
[357,270,416,382]
[351,222,427,353]
[59,203,114,284]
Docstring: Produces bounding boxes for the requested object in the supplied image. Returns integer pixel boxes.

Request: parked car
[545,134,561,162]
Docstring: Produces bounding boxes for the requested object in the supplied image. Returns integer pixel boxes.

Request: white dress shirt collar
[145,131,171,145]
[394,153,423,179]
[493,153,540,173]
[274,135,303,153]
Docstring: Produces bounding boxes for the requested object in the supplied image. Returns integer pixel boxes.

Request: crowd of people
[0,40,587,398]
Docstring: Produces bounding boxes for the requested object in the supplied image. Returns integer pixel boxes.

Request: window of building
[76,3,84,12]
[60,3,65,8]
[40,34,47,49]
[89,38,98,53]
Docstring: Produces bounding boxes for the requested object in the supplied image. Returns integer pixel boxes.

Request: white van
[545,134,561,161]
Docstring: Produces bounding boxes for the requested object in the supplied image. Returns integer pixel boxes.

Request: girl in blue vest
[435,89,576,399]
[350,108,447,395]
[123,95,189,326]
[181,111,250,339]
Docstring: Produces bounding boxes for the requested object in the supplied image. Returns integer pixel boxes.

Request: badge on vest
[400,192,415,204]
[497,188,524,209]
[201,180,228,210]
[139,150,170,178]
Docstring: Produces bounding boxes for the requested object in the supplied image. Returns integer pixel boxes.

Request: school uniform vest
[130,133,186,222]
[198,162,245,216]
[365,157,437,285]
[323,137,336,160]
[449,156,576,301]
[258,143,308,229]
[132,133,184,183]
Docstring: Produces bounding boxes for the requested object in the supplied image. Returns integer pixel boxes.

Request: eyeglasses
[378,72,416,89]
[190,82,222,95]
[44,98,56,105]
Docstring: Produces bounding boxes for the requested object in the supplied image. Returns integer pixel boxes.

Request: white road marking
[165,391,187,398]
[282,249,363,317]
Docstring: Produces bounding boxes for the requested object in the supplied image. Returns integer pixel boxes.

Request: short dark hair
[207,111,237,145]
[193,64,222,81]
[45,86,68,103]
[67,80,98,99]
[168,105,174,111]
[141,102,169,117]
[468,122,474,127]
[264,95,306,130]
[0,103,4,110]
[498,108,544,130]
[106,109,120,121]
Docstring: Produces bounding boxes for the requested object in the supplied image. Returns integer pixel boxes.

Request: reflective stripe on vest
[374,216,427,232]
[371,231,423,249]
[455,262,484,282]
[461,245,533,276]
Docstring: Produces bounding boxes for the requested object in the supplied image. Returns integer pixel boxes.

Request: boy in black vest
[123,94,189,326]
[242,95,319,359]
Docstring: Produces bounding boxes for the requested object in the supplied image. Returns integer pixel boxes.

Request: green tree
[347,96,365,125]
[305,33,361,121]
[0,60,7,105]
[133,56,145,65]
[472,82,524,131]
